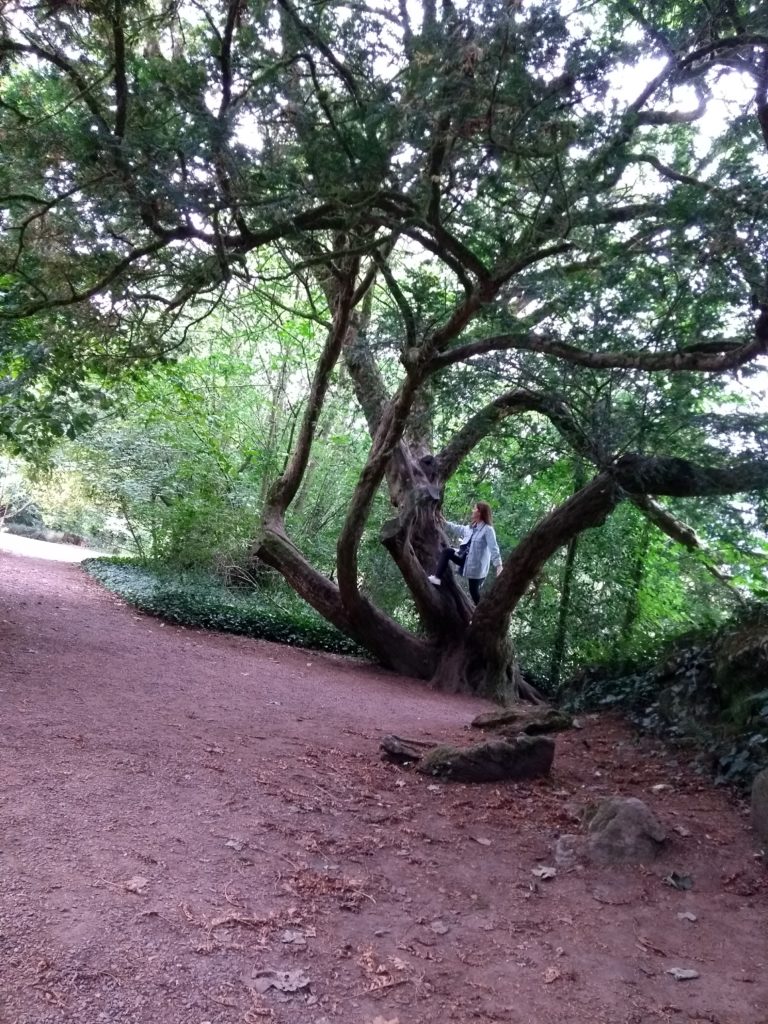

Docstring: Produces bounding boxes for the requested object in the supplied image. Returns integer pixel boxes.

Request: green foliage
[83,557,366,657]
[0,302,105,458]
[0,455,39,525]
[438,432,743,679]
[2,0,768,694]
[563,607,768,790]
[33,298,347,566]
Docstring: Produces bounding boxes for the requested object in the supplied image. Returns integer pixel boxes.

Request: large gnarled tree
[2,0,767,695]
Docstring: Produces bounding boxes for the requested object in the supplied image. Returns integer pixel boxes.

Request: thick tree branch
[431,326,766,374]
[423,243,572,358]
[276,0,361,102]
[679,34,768,70]
[267,376,438,677]
[470,449,768,645]
[629,494,699,548]
[629,154,715,190]
[336,373,422,609]
[267,257,359,513]
[3,203,352,319]
[2,235,187,318]
[370,197,491,285]
[258,399,436,677]
[374,251,417,350]
[434,389,595,480]
[470,474,623,640]
[1,40,110,131]
[257,522,351,635]
[112,0,128,139]
[342,318,389,436]
[637,94,707,126]
[755,48,768,152]
[572,202,666,227]
[218,0,238,115]
[611,453,768,497]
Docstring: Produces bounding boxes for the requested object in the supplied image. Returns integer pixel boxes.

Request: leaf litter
[246,968,311,994]
[4,552,768,1024]
[357,946,411,993]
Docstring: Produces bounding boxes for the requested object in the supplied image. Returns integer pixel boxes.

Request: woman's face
[470,506,481,524]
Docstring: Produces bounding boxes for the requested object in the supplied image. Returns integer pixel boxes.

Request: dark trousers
[434,548,484,605]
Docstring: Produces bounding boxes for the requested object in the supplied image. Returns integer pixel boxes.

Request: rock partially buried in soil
[752,767,768,850]
[555,797,667,866]
[416,735,555,783]
[584,796,667,864]
[470,706,573,736]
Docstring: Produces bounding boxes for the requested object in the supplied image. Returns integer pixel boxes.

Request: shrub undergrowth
[562,607,768,791]
[82,558,367,658]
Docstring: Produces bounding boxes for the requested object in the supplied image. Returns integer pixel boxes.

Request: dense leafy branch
[611,454,768,498]
[3,0,768,694]
[431,326,767,374]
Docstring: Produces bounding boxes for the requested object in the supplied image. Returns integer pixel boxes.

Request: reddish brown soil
[1,539,766,1024]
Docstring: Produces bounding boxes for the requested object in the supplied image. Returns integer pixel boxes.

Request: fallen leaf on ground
[673,824,692,837]
[124,875,149,894]
[666,967,700,981]
[249,968,311,994]
[357,946,409,992]
[472,836,492,846]
[543,966,561,983]
[677,911,697,922]
[532,866,556,880]
[430,919,449,934]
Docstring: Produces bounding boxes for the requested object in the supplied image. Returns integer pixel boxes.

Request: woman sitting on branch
[427,501,503,605]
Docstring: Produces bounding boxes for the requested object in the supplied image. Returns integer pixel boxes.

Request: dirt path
[1,542,766,1024]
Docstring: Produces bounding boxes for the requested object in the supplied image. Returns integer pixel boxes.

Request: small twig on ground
[210,913,271,930]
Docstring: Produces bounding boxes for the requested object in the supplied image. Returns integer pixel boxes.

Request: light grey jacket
[445,520,502,580]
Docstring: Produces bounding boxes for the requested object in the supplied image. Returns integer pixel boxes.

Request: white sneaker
[427,575,441,586]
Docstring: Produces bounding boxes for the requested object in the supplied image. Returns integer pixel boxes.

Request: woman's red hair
[475,501,493,524]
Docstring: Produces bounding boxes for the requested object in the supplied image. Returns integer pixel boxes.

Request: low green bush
[562,608,768,791]
[82,558,367,658]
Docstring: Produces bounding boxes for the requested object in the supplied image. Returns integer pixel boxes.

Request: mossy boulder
[471,706,573,736]
[555,797,667,866]
[416,734,555,783]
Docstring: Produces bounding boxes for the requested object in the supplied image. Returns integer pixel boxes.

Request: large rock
[582,797,667,864]
[416,734,555,783]
[554,797,667,867]
[752,768,768,850]
[471,706,573,735]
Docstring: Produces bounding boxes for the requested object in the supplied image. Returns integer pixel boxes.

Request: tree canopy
[2,0,768,695]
